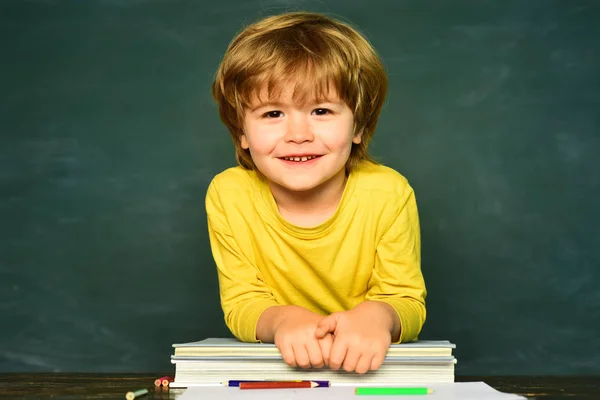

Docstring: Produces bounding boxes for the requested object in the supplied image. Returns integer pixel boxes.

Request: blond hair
[212,11,388,172]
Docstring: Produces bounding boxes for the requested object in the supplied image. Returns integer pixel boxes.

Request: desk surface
[0,374,598,399]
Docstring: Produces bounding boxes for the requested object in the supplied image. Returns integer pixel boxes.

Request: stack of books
[169,338,456,388]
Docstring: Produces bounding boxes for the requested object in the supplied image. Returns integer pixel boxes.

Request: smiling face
[241,84,363,195]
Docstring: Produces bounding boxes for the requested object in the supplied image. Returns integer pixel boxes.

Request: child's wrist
[267,305,301,337]
[257,305,287,342]
[352,301,398,336]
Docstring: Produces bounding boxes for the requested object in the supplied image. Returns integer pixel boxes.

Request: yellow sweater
[205,162,426,344]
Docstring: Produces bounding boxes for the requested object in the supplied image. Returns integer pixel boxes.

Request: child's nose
[284,114,314,143]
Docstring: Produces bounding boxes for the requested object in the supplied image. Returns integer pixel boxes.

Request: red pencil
[154,376,173,387]
[239,381,318,390]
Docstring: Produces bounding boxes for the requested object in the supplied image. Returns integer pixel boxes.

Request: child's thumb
[315,315,336,338]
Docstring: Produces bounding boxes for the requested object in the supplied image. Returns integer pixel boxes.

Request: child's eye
[312,108,332,116]
[263,111,283,119]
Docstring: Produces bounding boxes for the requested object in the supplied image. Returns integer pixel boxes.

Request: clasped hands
[271,302,396,374]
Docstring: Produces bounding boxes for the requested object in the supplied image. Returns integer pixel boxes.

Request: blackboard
[1,0,599,375]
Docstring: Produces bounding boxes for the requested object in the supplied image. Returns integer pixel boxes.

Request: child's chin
[275,178,323,193]
[282,182,321,192]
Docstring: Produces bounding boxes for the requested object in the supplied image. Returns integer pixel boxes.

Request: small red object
[154,376,173,387]
[240,381,313,390]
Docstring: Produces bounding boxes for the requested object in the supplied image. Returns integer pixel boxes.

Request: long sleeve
[205,180,279,342]
[366,185,427,343]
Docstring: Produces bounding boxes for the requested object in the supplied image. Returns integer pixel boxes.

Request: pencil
[355,387,433,395]
[224,380,329,387]
[125,388,149,399]
[154,376,173,387]
[239,381,319,389]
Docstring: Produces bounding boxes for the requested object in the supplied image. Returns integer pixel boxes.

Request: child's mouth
[280,155,321,162]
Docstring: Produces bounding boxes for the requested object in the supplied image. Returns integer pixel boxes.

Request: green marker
[355,387,433,396]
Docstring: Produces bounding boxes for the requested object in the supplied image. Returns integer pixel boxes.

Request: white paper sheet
[178,382,526,400]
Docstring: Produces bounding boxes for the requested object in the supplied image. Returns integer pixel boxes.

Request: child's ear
[240,134,249,149]
[352,128,364,144]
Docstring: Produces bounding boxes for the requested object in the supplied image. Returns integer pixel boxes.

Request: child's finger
[279,343,297,368]
[318,334,333,366]
[314,315,336,338]
[342,348,360,373]
[369,352,385,371]
[292,343,311,369]
[328,339,348,371]
[354,354,372,374]
[305,341,324,368]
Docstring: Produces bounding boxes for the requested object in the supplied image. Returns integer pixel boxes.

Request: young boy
[206,11,426,375]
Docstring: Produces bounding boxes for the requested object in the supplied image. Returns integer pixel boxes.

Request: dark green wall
[1,0,599,375]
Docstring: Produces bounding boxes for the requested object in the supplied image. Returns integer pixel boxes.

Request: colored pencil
[125,388,149,400]
[154,376,173,387]
[239,381,319,389]
[224,380,329,387]
[355,387,433,395]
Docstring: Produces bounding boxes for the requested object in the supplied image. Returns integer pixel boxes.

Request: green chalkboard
[1,0,599,375]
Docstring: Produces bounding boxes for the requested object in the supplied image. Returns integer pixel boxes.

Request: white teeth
[283,155,317,162]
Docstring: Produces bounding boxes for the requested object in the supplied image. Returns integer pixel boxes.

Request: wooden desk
[0,374,598,399]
